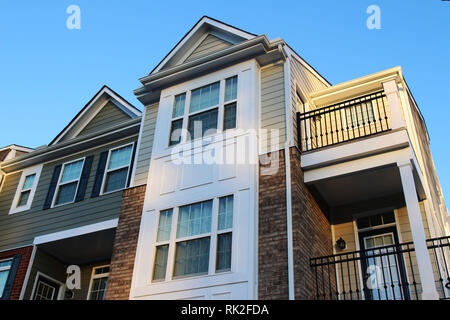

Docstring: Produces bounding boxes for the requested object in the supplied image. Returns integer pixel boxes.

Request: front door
[359,226,410,300]
[32,275,61,300]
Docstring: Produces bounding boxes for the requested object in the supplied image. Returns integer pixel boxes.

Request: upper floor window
[0,259,12,298]
[53,158,85,206]
[9,164,43,214]
[152,195,234,282]
[101,143,133,194]
[169,76,238,146]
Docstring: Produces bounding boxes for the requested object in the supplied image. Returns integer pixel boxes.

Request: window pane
[172,93,186,118]
[223,103,237,131]
[157,209,173,242]
[190,82,220,113]
[225,76,237,102]
[153,245,169,281]
[370,214,383,227]
[216,233,232,272]
[89,277,108,300]
[61,160,83,183]
[0,270,10,298]
[187,108,218,140]
[18,190,30,207]
[0,260,12,268]
[177,200,212,238]
[174,237,210,277]
[94,267,110,275]
[169,119,183,146]
[55,181,77,205]
[104,167,128,193]
[357,216,370,229]
[108,145,133,170]
[218,195,233,230]
[22,174,35,190]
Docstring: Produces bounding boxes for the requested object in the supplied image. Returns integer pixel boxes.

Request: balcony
[310,236,450,300]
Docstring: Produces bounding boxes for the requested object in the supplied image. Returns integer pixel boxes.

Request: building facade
[0,17,449,300]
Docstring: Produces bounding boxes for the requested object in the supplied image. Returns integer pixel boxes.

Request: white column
[382,80,406,130]
[398,161,439,300]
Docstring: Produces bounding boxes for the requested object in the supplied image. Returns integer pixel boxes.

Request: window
[357,212,395,230]
[152,195,234,281]
[9,164,43,214]
[31,273,61,300]
[102,144,133,194]
[53,159,85,206]
[0,259,12,298]
[168,76,238,145]
[88,266,110,300]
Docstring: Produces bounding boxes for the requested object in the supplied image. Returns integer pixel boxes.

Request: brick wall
[104,185,146,300]
[0,245,33,300]
[257,147,333,300]
[289,147,333,299]
[258,149,289,299]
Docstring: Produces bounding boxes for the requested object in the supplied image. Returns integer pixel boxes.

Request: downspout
[282,45,295,300]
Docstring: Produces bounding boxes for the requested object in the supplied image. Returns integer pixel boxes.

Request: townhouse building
[0,16,449,300]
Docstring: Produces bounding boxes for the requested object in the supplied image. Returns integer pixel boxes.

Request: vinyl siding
[184,34,232,63]
[0,137,137,252]
[77,101,131,137]
[290,57,329,147]
[133,103,159,186]
[260,63,286,154]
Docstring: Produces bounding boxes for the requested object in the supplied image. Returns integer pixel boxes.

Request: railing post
[398,161,440,300]
[382,80,406,130]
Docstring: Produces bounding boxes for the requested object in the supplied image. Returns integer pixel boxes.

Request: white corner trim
[9,164,43,215]
[33,218,119,245]
[129,108,148,187]
[19,245,37,300]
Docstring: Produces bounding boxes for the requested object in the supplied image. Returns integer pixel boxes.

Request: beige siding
[133,103,159,186]
[260,63,286,154]
[184,34,232,63]
[78,101,131,137]
[290,57,329,147]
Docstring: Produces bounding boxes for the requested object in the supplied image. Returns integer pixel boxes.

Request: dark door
[32,275,60,300]
[359,226,410,300]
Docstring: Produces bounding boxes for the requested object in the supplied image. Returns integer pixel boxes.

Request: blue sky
[1,1,449,202]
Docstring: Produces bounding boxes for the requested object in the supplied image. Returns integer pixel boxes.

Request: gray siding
[290,57,329,147]
[184,34,232,63]
[78,101,131,137]
[0,137,137,252]
[133,103,159,186]
[260,63,286,153]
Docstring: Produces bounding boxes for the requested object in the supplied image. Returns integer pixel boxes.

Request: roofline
[0,144,34,152]
[49,85,141,146]
[149,16,258,75]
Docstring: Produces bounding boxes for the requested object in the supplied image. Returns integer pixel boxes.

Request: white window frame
[100,142,134,195]
[51,157,86,208]
[151,194,235,283]
[0,258,12,298]
[168,75,239,146]
[87,265,110,300]
[9,164,43,214]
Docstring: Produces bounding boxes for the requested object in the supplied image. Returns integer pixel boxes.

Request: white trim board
[33,219,119,245]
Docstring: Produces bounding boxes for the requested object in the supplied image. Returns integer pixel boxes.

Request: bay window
[152,195,234,281]
[168,75,238,146]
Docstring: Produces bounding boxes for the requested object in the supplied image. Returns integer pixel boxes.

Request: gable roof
[50,85,141,146]
[150,16,257,74]
[0,145,34,162]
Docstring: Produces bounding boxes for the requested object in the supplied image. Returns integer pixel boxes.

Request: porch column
[382,80,406,130]
[398,161,439,300]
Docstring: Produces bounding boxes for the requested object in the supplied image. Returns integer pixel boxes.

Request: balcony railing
[310,236,450,300]
[297,91,391,152]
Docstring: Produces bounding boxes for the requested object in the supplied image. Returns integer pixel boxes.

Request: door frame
[30,271,64,300]
[358,226,410,300]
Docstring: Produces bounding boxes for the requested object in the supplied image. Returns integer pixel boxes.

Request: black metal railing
[310,236,450,300]
[297,91,391,152]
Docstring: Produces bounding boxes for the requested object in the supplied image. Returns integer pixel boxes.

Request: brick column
[104,185,146,300]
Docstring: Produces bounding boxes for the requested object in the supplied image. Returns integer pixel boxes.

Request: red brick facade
[258,147,333,300]
[0,246,33,300]
[104,185,146,300]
